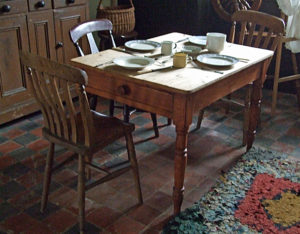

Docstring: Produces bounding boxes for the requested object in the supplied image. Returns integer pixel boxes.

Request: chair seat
[43,110,135,155]
[90,110,135,150]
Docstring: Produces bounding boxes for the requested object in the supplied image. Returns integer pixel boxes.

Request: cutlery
[176,37,189,43]
[190,60,224,74]
[136,65,173,75]
[199,66,224,74]
[112,47,140,55]
[94,60,114,67]
[221,55,249,63]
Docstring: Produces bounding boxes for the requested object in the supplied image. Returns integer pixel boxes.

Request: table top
[71,32,274,94]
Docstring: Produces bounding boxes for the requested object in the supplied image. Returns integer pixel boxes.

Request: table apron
[192,63,263,112]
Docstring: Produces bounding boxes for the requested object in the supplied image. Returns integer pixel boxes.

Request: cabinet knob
[36,1,45,8]
[117,85,130,95]
[56,42,64,49]
[1,5,11,12]
[67,0,75,4]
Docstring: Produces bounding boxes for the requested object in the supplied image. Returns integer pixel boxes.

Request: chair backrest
[229,10,285,52]
[211,0,262,22]
[69,19,116,56]
[19,51,95,147]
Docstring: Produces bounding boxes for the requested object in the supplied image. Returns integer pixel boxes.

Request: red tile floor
[0,88,300,233]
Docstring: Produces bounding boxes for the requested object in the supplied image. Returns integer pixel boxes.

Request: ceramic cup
[173,52,187,68]
[206,32,227,53]
[161,41,177,55]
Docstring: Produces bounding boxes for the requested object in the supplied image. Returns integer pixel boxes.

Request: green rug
[163,148,300,233]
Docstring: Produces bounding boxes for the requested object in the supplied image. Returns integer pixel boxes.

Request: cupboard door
[27,10,56,60]
[0,14,33,123]
[54,6,87,64]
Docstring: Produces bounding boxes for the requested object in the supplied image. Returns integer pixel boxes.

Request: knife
[112,47,140,56]
[136,65,173,75]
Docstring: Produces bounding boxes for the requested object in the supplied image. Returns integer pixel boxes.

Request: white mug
[161,41,177,55]
[206,32,227,53]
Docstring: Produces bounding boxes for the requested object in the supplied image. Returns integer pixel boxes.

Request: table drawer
[53,0,86,9]
[28,0,52,12]
[89,76,173,113]
[0,0,27,15]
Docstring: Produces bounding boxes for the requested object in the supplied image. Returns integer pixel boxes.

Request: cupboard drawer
[0,0,27,15]
[28,0,52,12]
[53,0,86,9]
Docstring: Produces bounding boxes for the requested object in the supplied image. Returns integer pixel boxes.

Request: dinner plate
[125,40,161,51]
[113,56,155,70]
[196,54,239,67]
[188,36,207,46]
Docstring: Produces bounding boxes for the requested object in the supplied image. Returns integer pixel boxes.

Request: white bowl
[181,45,202,55]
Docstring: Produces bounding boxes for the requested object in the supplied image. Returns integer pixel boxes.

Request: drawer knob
[117,85,130,95]
[1,5,11,12]
[36,1,45,8]
[56,42,64,49]
[67,0,75,4]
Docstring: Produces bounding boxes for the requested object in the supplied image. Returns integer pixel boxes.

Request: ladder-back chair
[69,19,161,137]
[271,11,300,115]
[19,51,142,233]
[197,10,285,146]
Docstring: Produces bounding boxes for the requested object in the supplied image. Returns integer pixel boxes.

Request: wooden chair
[196,10,285,146]
[69,19,160,137]
[19,51,143,233]
[271,12,300,115]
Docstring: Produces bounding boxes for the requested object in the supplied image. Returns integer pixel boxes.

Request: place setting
[97,33,248,75]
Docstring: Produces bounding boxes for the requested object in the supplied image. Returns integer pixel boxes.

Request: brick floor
[0,88,299,233]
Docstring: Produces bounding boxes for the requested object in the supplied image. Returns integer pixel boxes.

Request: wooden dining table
[71,32,274,215]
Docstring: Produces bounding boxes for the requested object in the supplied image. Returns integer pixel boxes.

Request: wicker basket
[97,0,135,36]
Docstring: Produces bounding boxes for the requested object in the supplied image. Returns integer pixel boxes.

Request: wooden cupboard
[0,0,89,124]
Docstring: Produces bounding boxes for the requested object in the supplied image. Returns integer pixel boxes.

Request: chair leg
[125,132,143,204]
[123,105,130,123]
[271,39,282,116]
[41,142,54,212]
[195,109,205,130]
[243,84,252,146]
[291,53,300,110]
[225,94,231,114]
[78,154,85,233]
[109,99,115,117]
[150,113,159,138]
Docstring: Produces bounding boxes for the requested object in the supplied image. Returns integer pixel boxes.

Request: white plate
[196,54,239,67]
[181,45,202,55]
[189,36,207,46]
[113,56,155,70]
[125,40,161,51]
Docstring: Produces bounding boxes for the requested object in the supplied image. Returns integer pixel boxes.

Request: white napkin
[276,0,300,53]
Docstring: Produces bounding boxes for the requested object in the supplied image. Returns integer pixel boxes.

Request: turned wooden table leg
[173,124,189,215]
[247,78,262,151]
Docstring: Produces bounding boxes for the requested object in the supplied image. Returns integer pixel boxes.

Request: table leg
[247,78,262,151]
[173,124,189,215]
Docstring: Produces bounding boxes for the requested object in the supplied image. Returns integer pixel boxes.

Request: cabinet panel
[54,6,87,64]
[0,15,30,104]
[0,0,88,124]
[27,10,56,59]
